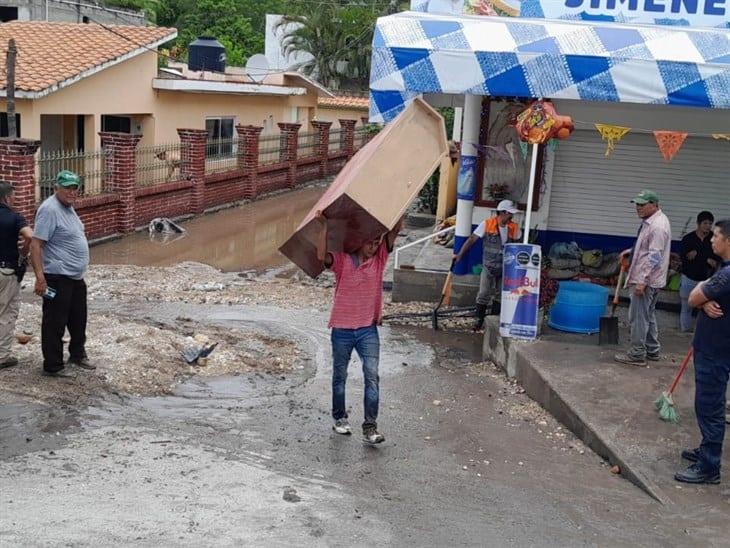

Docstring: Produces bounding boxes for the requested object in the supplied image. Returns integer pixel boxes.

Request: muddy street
[0,270,723,546]
[0,191,726,546]
[89,185,326,272]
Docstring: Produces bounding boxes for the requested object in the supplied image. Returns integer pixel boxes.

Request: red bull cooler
[500,243,541,340]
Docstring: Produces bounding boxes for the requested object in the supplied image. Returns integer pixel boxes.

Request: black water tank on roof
[188,36,226,72]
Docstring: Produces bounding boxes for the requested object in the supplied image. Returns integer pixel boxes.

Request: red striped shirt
[328,243,388,329]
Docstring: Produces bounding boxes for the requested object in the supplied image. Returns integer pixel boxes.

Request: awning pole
[522,143,539,244]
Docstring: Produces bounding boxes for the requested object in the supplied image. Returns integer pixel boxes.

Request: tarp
[369,11,730,123]
[279,98,448,278]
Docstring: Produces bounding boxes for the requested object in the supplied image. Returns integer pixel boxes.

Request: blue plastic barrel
[547,281,609,334]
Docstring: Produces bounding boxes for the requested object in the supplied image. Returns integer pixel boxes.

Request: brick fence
[1,119,373,240]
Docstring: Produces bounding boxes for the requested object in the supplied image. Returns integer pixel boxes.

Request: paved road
[0,303,720,546]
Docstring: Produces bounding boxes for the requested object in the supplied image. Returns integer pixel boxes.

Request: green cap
[631,189,659,205]
[56,170,80,187]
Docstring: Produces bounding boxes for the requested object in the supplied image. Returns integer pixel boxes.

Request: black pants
[42,274,87,373]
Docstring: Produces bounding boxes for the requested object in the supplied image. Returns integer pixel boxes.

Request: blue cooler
[548,281,609,334]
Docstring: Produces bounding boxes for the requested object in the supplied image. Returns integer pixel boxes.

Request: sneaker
[674,463,720,484]
[681,447,700,463]
[332,418,352,435]
[363,426,385,445]
[0,357,19,370]
[646,353,661,362]
[42,367,75,378]
[68,357,96,370]
[614,353,647,366]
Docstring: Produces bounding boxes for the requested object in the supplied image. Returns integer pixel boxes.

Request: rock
[282,487,301,503]
[15,334,32,345]
[432,400,442,406]
[610,465,621,475]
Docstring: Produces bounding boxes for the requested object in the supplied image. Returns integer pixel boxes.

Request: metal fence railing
[259,133,283,166]
[35,148,111,202]
[136,142,187,186]
[205,137,239,174]
[297,130,318,158]
[328,129,344,152]
[354,127,370,150]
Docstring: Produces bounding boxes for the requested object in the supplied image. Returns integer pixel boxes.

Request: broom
[432,258,456,330]
[654,347,694,424]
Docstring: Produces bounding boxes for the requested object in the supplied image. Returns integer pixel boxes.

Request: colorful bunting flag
[595,124,631,157]
[654,131,688,162]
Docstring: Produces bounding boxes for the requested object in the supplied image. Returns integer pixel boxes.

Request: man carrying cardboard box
[318,212,403,445]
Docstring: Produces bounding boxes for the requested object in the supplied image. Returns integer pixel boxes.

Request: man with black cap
[29,170,94,378]
[454,199,520,330]
[0,181,33,370]
[615,190,672,366]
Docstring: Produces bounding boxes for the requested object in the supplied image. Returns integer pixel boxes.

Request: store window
[477,100,541,210]
[206,116,235,157]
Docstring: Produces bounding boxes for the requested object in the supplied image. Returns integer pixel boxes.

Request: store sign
[456,155,477,200]
[525,0,728,28]
[500,244,542,341]
[410,0,729,27]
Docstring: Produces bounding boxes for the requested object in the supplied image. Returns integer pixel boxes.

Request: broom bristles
[655,392,680,424]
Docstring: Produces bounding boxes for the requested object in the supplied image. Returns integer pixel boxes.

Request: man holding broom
[317,212,403,445]
[675,220,730,485]
[453,200,519,331]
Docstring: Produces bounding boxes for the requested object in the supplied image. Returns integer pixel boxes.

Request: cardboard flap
[279,98,448,278]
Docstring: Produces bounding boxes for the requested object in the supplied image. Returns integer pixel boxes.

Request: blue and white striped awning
[369,12,730,123]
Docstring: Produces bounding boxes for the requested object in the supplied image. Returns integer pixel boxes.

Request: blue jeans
[331,325,380,429]
[694,350,730,474]
[679,275,699,332]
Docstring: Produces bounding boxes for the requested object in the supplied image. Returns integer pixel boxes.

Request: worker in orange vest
[454,200,520,330]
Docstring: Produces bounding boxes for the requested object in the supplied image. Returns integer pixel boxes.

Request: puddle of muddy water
[90,186,324,272]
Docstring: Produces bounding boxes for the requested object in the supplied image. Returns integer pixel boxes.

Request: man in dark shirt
[679,211,719,332]
[0,181,33,369]
[675,219,730,484]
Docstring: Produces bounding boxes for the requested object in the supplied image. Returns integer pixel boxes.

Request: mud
[1,299,710,546]
[90,185,325,272]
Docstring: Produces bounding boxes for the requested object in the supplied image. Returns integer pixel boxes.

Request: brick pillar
[339,119,357,159]
[236,124,262,199]
[0,138,41,223]
[310,121,332,179]
[99,131,142,233]
[177,129,208,214]
[277,122,301,188]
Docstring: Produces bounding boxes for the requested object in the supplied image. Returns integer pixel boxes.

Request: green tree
[153,0,287,66]
[277,1,409,90]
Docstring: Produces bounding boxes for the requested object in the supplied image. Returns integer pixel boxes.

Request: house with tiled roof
[316,93,369,127]
[0,21,333,155]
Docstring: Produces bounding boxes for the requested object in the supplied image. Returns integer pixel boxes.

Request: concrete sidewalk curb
[482,318,667,504]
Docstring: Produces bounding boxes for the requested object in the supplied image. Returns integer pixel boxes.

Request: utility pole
[6,38,17,139]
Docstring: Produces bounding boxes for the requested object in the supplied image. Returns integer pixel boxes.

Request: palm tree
[276,1,409,91]
[276,4,348,89]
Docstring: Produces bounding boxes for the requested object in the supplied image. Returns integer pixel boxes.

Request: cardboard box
[279,98,448,278]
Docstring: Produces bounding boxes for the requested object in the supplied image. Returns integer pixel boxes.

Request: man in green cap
[615,190,672,366]
[29,170,94,378]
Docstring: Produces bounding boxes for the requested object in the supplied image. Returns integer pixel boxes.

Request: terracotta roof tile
[318,95,369,110]
[0,21,176,95]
